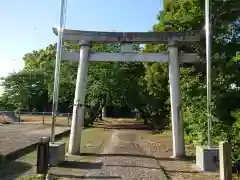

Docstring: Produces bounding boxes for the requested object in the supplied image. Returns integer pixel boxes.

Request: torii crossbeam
[52,28,200,43]
[52,27,200,158]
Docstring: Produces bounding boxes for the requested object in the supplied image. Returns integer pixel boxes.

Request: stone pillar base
[196,146,219,172]
[49,142,65,166]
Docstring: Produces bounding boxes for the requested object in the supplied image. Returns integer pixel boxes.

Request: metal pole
[50,0,66,143]
[205,0,212,148]
[42,112,45,124]
[18,109,21,124]
[67,112,70,126]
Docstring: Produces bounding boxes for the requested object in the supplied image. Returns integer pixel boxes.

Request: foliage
[147,0,240,166]
[0,42,144,124]
[0,70,48,111]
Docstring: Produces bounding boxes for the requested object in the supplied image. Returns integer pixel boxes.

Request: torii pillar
[168,40,184,158]
[68,41,91,155]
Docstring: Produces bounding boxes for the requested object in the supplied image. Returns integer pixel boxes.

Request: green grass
[141,130,196,157]
[0,154,4,164]
[49,127,112,177]
[17,174,45,180]
[17,174,59,180]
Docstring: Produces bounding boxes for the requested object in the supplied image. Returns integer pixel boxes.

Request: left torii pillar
[68,41,91,155]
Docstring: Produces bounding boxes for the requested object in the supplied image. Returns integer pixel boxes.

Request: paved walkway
[0,123,69,156]
[84,130,167,180]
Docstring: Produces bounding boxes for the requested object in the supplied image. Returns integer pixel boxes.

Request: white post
[68,41,90,155]
[168,40,185,158]
[102,106,106,118]
[219,141,232,180]
[50,0,66,143]
[205,0,213,148]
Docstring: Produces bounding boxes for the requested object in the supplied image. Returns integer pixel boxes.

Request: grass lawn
[0,126,112,180]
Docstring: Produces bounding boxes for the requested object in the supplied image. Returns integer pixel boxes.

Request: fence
[0,111,72,126]
[19,112,72,126]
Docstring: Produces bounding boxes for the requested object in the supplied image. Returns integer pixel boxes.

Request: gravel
[84,130,168,180]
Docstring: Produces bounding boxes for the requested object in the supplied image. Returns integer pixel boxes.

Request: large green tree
[0,70,48,111]
[0,42,144,114]
[143,0,240,165]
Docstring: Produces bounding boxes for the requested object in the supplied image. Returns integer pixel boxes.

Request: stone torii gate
[53,28,200,158]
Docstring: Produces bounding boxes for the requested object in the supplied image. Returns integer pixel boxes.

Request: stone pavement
[0,123,69,156]
[84,130,168,180]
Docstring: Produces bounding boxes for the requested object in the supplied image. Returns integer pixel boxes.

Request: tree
[143,0,240,165]
[0,70,48,111]
[0,42,144,119]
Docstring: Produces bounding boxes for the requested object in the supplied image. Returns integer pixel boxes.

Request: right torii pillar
[168,40,185,158]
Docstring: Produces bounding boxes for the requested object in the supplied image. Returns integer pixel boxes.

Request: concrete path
[0,123,69,156]
[84,130,167,180]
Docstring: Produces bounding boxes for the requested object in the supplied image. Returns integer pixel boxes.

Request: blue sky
[0,0,162,78]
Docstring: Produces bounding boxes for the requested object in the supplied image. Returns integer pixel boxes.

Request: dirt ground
[138,130,223,180]
[103,119,221,180]
[81,120,168,180]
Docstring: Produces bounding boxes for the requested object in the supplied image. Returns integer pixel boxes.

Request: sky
[0,0,162,79]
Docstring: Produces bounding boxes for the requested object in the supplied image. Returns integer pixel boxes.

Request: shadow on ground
[0,161,32,180]
[51,161,110,179]
[53,173,121,179]
[167,170,201,174]
[97,119,168,134]
[58,161,103,169]
[103,164,161,170]
[104,124,150,130]
[97,120,151,131]
[81,153,195,162]
[99,164,201,175]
